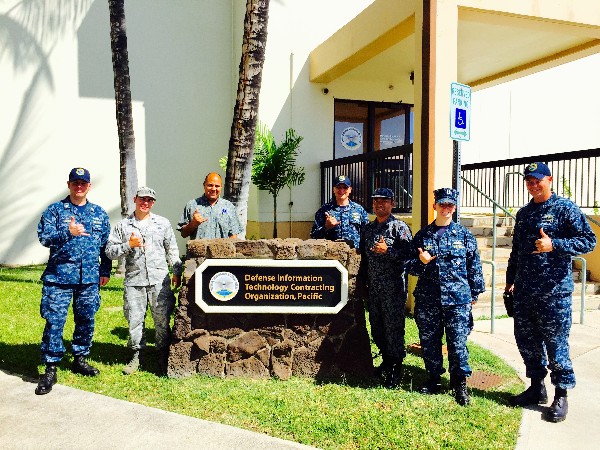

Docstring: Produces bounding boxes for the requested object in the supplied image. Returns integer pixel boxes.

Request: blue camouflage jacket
[408,221,485,305]
[38,196,112,284]
[311,200,369,249]
[506,193,596,295]
[360,215,413,293]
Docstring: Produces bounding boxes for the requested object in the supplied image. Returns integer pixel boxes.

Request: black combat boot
[544,388,568,423]
[72,355,100,376]
[418,375,443,395]
[452,375,470,406]
[508,378,548,407]
[374,358,391,379]
[384,360,403,389]
[35,364,57,395]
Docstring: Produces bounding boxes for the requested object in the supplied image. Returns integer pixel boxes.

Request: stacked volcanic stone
[168,238,373,380]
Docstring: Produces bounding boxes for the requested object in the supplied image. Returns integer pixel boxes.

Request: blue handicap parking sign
[455,108,467,129]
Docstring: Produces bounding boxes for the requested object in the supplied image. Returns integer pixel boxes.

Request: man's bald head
[203,172,223,205]
[204,172,222,185]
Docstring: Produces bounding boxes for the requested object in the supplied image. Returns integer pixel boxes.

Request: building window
[334,99,413,159]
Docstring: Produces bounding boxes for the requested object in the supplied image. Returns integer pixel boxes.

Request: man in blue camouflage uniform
[408,188,485,406]
[311,175,369,249]
[359,188,412,389]
[35,168,111,395]
[106,187,182,375]
[505,162,596,422]
[178,172,242,239]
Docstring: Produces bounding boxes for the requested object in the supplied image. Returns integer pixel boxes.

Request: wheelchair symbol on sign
[455,108,467,129]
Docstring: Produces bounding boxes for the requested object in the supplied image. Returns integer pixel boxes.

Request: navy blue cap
[68,167,90,183]
[372,187,394,199]
[434,188,458,205]
[333,175,351,187]
[523,162,551,179]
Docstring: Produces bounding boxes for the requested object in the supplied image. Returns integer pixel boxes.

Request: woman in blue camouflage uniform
[408,188,485,406]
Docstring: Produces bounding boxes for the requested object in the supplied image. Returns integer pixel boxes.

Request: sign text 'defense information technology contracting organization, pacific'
[195,259,348,314]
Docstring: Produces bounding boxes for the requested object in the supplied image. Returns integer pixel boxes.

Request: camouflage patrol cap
[136,186,157,200]
[434,188,459,205]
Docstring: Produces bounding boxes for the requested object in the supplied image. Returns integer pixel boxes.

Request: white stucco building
[2,0,599,265]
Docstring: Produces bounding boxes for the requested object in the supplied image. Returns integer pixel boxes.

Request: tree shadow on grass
[469,386,518,406]
[109,326,155,345]
[314,362,430,390]
[0,342,41,380]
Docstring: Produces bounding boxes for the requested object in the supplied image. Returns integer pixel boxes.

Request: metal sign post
[450,82,472,224]
[452,139,461,223]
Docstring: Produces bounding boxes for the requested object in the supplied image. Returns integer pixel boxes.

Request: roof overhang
[310,0,600,90]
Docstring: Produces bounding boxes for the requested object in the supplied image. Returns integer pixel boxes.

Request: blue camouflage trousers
[514,292,575,389]
[414,299,472,378]
[368,288,407,362]
[40,283,100,363]
[124,277,175,352]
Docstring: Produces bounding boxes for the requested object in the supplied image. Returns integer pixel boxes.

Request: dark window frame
[333,99,413,159]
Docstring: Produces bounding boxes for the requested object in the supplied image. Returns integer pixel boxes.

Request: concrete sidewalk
[470,309,600,450]
[0,369,317,450]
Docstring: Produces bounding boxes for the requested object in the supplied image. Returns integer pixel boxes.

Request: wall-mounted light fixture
[322,87,329,95]
[409,71,414,84]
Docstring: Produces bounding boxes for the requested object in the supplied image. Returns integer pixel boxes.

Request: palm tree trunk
[273,193,278,238]
[225,0,271,238]
[109,0,138,218]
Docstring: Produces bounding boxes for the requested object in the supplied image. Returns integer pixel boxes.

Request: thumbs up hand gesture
[372,236,388,254]
[324,211,339,230]
[533,227,553,253]
[128,232,144,248]
[69,216,89,237]
[418,247,436,264]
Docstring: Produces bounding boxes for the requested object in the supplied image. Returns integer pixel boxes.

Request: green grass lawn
[0,265,522,450]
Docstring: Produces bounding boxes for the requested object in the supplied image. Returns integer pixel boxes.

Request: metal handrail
[503,171,523,216]
[480,260,497,333]
[461,176,516,219]
[572,257,588,325]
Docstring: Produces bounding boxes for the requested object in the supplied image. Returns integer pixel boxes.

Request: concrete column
[413,0,459,230]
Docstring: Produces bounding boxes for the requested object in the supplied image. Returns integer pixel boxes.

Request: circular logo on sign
[341,127,362,151]
[209,272,239,301]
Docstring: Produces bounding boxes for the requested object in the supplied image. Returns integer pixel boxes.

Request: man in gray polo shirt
[178,172,242,239]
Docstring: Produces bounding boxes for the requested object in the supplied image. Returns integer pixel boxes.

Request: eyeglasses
[334,185,350,190]
[137,197,155,203]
